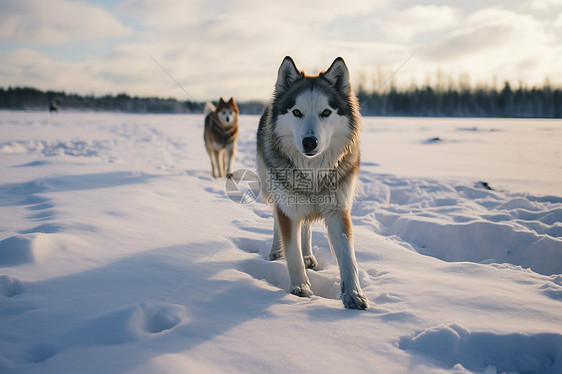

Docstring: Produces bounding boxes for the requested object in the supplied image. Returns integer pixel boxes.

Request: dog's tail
[203,102,216,118]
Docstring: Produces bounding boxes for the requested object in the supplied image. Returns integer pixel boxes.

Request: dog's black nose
[302,136,318,154]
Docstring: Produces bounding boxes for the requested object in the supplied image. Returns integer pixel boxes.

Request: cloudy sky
[1,0,561,101]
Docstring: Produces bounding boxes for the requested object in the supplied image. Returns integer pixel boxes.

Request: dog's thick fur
[256,56,368,309]
[204,97,239,178]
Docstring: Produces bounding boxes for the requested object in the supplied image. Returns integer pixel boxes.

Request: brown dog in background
[203,97,239,178]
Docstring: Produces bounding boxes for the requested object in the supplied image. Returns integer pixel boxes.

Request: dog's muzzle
[302,136,318,156]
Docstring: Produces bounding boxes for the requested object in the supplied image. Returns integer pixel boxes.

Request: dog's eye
[320,109,332,118]
[292,109,303,118]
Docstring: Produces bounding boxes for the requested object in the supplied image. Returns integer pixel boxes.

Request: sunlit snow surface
[1,111,561,373]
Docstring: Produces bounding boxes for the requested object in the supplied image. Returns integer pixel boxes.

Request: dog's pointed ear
[218,97,225,105]
[275,56,302,94]
[320,57,350,93]
[228,97,234,103]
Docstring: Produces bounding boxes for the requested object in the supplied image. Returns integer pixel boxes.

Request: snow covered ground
[0,110,561,373]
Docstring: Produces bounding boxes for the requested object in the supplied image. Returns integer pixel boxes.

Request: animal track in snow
[0,275,25,297]
[0,233,84,267]
[24,343,58,364]
[18,223,62,234]
[230,237,267,255]
[0,139,109,157]
[233,233,344,301]
[540,275,562,301]
[356,172,562,276]
[143,304,186,334]
[65,303,188,346]
[399,323,562,374]
[0,236,38,266]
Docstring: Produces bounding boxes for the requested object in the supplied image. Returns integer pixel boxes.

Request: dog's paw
[268,250,283,261]
[290,284,314,298]
[341,291,369,310]
[303,255,318,270]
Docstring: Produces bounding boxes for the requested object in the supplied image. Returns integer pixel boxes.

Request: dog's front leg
[268,218,283,260]
[325,211,369,309]
[217,150,225,178]
[210,151,220,178]
[275,205,313,297]
[224,142,235,178]
[301,222,318,269]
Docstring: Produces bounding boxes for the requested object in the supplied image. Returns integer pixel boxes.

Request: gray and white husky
[256,56,368,309]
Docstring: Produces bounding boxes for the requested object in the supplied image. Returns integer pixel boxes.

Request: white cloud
[0,0,131,44]
[109,0,394,99]
[421,7,548,61]
[1,47,162,96]
[1,1,561,100]
[0,49,84,89]
[116,0,201,35]
[553,12,562,28]
[378,5,459,43]
[118,0,386,32]
[417,7,560,87]
[527,0,562,10]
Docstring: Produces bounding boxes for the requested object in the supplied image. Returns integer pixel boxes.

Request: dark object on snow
[479,181,493,190]
[49,100,59,112]
[424,137,442,144]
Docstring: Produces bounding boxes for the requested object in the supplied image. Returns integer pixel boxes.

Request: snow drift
[0,111,560,373]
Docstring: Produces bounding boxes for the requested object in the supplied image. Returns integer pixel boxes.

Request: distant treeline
[1,84,561,118]
[0,87,266,115]
[358,82,561,118]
